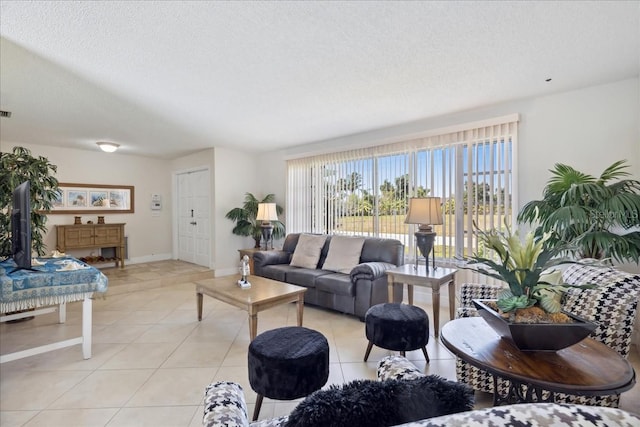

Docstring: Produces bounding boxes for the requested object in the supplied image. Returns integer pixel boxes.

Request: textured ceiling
[1,1,638,159]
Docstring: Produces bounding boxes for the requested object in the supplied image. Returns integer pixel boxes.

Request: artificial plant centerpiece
[467,225,574,321]
[465,224,596,351]
[225,193,285,248]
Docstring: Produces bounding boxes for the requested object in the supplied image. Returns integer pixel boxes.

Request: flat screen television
[9,180,33,274]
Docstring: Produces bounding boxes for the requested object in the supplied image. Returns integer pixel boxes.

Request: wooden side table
[386,264,457,338]
[441,317,636,405]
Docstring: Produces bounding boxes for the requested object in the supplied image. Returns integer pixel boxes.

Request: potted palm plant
[1,146,60,257]
[465,225,596,351]
[518,160,640,264]
[225,193,285,248]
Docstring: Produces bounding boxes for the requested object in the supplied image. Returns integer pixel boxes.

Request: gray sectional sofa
[252,233,404,319]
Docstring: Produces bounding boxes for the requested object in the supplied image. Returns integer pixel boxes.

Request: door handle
[190,221,197,225]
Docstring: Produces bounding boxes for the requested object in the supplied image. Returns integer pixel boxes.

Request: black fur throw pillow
[284,375,474,427]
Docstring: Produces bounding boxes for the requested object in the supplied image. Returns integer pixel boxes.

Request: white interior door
[177,169,210,267]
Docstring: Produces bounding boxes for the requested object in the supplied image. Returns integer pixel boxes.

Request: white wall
[211,146,261,275]
[0,141,174,263]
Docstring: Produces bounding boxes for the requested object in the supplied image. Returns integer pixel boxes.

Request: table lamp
[256,203,278,250]
[405,197,443,271]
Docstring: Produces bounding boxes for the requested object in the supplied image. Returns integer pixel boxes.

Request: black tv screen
[10,180,32,273]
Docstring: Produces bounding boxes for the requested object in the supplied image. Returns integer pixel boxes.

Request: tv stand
[56,223,126,268]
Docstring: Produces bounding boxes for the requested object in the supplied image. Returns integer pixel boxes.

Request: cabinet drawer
[94,226,122,245]
[64,228,94,246]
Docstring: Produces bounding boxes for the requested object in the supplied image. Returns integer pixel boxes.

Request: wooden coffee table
[195,275,306,340]
[441,317,636,405]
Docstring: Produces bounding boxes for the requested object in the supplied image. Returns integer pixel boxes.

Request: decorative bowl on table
[472,299,597,352]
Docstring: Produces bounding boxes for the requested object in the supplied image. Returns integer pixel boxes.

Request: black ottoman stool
[364,303,430,362]
[248,326,329,421]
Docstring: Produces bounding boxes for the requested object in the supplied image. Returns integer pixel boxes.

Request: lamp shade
[256,203,278,222]
[405,197,443,227]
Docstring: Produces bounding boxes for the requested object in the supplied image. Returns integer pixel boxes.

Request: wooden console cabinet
[56,223,126,268]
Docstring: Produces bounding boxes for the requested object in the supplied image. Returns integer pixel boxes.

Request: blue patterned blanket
[0,256,108,312]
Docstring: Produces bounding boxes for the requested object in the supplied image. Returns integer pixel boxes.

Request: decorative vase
[74,216,82,225]
[97,216,105,224]
[472,299,596,352]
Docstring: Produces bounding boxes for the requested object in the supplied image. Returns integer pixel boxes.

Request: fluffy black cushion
[284,376,474,427]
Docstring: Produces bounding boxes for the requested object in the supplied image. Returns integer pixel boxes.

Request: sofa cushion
[260,264,294,282]
[315,273,355,297]
[284,376,473,427]
[286,268,332,288]
[290,234,327,269]
[322,236,366,273]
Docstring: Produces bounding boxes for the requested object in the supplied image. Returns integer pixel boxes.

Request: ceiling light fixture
[96,142,120,153]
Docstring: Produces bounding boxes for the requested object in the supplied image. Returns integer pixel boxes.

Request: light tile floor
[1,261,639,426]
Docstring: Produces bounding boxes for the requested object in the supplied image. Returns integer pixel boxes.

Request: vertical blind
[287,115,519,264]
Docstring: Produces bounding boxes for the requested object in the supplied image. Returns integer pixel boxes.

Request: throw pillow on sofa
[284,376,474,427]
[322,236,366,273]
[290,234,328,269]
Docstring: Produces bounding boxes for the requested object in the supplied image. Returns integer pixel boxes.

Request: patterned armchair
[455,263,640,407]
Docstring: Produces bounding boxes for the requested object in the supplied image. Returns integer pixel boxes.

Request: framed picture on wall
[49,183,135,214]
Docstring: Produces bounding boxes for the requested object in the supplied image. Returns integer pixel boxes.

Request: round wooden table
[440,317,636,405]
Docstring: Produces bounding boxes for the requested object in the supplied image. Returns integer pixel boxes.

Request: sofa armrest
[253,250,291,269]
[377,355,425,381]
[350,262,395,282]
[203,381,249,427]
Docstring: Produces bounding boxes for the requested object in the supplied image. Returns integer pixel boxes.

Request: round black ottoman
[364,303,430,362]
[248,326,329,421]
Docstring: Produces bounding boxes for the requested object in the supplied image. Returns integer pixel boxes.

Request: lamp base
[414,231,437,272]
[260,223,274,251]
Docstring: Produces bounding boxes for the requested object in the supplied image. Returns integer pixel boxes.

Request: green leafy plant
[1,146,60,257]
[465,225,584,313]
[518,160,640,263]
[225,193,285,248]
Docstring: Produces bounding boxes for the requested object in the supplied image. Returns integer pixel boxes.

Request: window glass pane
[286,117,517,266]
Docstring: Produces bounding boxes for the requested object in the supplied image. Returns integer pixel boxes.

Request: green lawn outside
[336,213,511,258]
[336,213,511,238]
